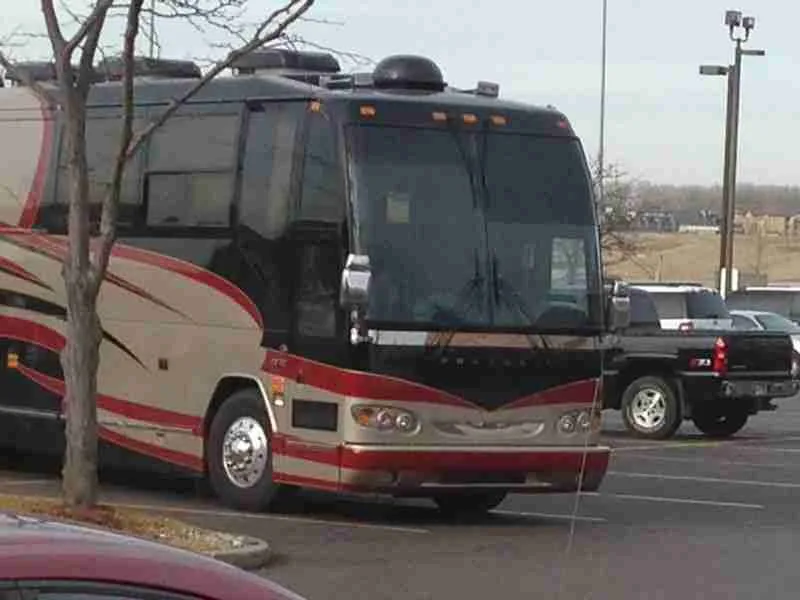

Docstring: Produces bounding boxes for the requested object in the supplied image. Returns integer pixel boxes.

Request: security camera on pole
[699,10,764,297]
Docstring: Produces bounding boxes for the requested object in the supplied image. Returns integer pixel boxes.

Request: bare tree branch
[123,0,314,162]
[91,0,144,292]
[41,0,67,59]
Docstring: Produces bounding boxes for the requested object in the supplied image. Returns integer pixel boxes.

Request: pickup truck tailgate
[726,333,792,374]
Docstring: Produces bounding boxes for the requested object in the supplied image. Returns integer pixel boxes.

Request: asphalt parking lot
[3,402,800,600]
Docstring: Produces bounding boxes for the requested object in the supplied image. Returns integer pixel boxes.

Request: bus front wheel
[433,492,507,518]
[207,388,281,511]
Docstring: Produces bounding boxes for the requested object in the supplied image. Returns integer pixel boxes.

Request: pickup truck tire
[691,405,749,438]
[621,375,682,440]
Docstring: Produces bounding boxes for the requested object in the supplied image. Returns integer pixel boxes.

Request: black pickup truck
[603,287,799,439]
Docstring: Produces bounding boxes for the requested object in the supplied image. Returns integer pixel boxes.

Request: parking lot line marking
[611,441,722,453]
[493,510,606,523]
[110,501,431,535]
[612,453,800,469]
[607,470,800,489]
[727,446,800,454]
[0,478,53,487]
[581,491,764,509]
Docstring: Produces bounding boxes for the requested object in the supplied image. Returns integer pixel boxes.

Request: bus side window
[297,108,345,223]
[144,111,238,229]
[46,111,147,233]
[239,103,303,238]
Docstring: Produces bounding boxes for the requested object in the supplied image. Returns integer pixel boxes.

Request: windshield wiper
[491,252,550,352]
[428,250,485,358]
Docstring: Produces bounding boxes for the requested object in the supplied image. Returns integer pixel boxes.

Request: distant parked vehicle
[727,287,800,324]
[603,287,798,439]
[630,283,732,331]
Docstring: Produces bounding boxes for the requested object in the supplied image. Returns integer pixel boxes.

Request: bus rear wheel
[433,492,507,518]
[207,388,281,511]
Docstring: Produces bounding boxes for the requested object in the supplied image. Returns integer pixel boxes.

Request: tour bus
[0,50,628,514]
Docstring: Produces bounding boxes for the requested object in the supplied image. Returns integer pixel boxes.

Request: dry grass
[606,231,800,285]
[0,494,245,554]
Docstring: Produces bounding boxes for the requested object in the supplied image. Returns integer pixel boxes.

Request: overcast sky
[2,2,793,186]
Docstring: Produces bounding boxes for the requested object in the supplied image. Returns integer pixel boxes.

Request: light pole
[700,10,764,296]
[598,0,608,207]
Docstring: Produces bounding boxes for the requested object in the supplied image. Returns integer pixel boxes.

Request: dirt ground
[606,231,800,286]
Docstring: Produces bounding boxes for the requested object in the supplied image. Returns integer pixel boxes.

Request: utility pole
[700,10,764,297]
[598,0,608,208]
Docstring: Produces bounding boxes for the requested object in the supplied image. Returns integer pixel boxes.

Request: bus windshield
[347,124,602,332]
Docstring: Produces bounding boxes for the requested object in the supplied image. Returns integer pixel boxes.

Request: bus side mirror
[340,253,371,309]
[607,280,630,332]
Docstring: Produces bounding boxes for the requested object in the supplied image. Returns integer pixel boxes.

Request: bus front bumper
[338,444,611,495]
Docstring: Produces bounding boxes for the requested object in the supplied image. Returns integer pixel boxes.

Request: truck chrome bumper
[338,444,611,495]
[720,379,799,399]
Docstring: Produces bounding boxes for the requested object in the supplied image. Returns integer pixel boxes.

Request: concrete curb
[209,536,272,571]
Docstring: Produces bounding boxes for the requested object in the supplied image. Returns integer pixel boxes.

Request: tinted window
[629,289,660,326]
[483,135,594,226]
[239,103,303,239]
[727,290,792,316]
[148,113,238,171]
[649,292,685,319]
[299,109,344,222]
[732,314,759,330]
[685,290,730,319]
[145,111,240,229]
[349,125,482,326]
[146,172,231,227]
[754,312,800,332]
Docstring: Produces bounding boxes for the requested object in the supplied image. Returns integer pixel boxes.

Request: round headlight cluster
[557,409,598,435]
[351,405,420,434]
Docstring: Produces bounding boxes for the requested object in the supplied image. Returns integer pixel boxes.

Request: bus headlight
[558,409,600,435]
[352,405,420,434]
[557,413,576,434]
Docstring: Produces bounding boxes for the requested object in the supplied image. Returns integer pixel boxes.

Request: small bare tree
[591,160,640,269]
[0,0,315,510]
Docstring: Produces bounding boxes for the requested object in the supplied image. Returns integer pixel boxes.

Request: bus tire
[433,492,507,518]
[620,375,682,440]
[207,389,279,512]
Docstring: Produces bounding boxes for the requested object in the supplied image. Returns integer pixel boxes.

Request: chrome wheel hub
[630,387,667,431]
[222,417,269,489]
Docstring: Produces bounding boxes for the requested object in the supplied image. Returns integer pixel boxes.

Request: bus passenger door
[282,103,349,479]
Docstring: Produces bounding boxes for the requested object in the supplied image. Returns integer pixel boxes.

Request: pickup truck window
[685,290,730,319]
[732,314,759,330]
[629,289,660,327]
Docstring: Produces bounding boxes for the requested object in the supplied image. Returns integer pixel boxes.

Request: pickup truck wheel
[692,405,749,438]
[621,376,681,440]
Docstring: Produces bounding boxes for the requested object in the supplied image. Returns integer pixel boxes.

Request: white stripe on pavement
[608,470,800,489]
[612,453,800,469]
[492,510,606,523]
[111,501,431,535]
[582,491,764,509]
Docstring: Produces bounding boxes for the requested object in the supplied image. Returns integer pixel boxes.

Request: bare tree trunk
[60,99,101,509]
[61,284,102,508]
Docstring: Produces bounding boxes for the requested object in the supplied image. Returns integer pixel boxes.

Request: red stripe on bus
[338,447,611,473]
[17,104,54,229]
[0,315,65,352]
[0,257,51,290]
[273,435,340,466]
[16,364,203,435]
[99,426,204,472]
[110,244,263,329]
